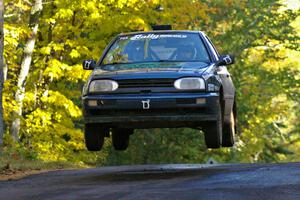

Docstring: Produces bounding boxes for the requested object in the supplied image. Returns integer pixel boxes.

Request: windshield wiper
[156,60,175,62]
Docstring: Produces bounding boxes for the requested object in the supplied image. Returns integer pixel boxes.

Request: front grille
[118,79,175,88]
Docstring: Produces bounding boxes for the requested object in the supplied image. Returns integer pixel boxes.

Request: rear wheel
[203,102,222,149]
[112,128,133,151]
[84,124,108,151]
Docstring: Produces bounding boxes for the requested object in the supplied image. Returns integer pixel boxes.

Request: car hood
[92,62,211,80]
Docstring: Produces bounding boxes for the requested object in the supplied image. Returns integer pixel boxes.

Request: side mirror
[217,55,235,66]
[83,59,96,70]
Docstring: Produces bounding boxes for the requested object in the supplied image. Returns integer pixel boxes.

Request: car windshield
[101,32,210,66]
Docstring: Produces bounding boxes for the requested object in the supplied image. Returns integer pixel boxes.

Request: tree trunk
[3,57,7,81]
[0,0,4,146]
[10,0,43,141]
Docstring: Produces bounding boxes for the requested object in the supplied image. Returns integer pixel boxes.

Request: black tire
[203,102,222,149]
[112,128,133,151]
[222,110,235,147]
[84,124,108,151]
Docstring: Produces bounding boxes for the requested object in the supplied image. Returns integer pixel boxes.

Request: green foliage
[0,138,84,173]
[2,0,299,166]
[103,129,207,165]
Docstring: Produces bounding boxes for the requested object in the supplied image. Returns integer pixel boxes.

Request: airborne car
[82,29,237,151]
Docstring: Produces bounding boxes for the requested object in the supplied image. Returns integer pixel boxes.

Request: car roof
[118,30,204,36]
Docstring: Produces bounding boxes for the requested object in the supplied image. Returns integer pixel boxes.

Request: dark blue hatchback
[82,30,237,151]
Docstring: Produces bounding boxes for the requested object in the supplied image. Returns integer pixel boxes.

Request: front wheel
[112,128,133,151]
[84,124,108,151]
[203,120,222,149]
[222,110,236,147]
[203,102,222,149]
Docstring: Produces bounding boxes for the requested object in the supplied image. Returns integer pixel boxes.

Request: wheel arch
[219,85,235,125]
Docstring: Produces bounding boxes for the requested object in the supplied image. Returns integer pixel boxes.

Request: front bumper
[82,92,220,128]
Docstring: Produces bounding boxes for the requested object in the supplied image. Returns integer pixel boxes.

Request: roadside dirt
[0,168,50,181]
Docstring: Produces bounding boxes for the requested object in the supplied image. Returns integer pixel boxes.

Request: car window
[101,33,211,65]
[205,36,219,60]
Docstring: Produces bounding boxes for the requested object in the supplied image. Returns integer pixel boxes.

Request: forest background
[0,0,299,169]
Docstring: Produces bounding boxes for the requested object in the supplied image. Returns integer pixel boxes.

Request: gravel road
[0,162,300,200]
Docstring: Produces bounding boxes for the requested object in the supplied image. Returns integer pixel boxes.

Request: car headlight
[174,78,205,90]
[82,84,88,96]
[89,80,118,92]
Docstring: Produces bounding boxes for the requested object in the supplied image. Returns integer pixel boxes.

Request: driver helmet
[177,45,196,60]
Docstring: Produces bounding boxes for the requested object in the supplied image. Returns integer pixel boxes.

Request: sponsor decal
[119,36,129,40]
[84,60,92,69]
[224,55,232,64]
[126,34,188,41]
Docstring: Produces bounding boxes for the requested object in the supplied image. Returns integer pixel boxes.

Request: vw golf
[82,29,237,151]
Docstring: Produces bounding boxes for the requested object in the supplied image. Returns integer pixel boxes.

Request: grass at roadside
[0,147,87,181]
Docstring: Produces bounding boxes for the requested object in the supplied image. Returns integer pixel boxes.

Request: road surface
[0,162,300,200]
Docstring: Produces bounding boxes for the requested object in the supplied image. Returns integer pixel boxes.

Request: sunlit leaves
[2,0,299,164]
